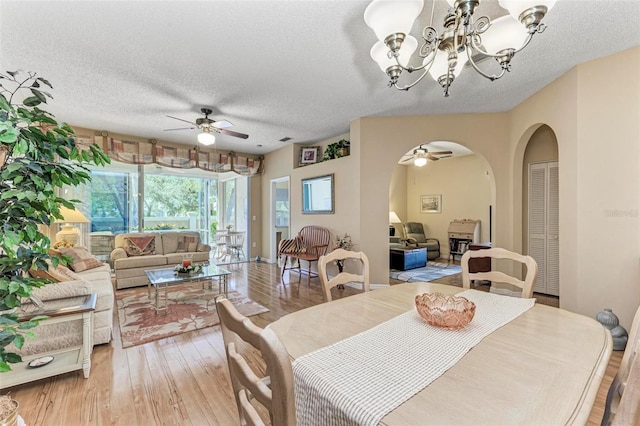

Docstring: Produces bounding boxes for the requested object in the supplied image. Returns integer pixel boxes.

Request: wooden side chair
[318,248,370,302]
[602,305,640,425]
[279,225,330,285]
[461,247,538,298]
[215,297,296,426]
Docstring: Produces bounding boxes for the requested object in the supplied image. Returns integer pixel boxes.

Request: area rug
[116,285,269,348]
[389,261,462,283]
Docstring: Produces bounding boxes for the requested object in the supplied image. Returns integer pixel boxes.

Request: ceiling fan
[164,108,249,145]
[400,144,453,167]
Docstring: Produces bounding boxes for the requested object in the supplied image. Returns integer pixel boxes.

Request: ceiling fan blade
[427,154,440,161]
[218,128,249,139]
[399,158,414,164]
[163,126,197,131]
[166,115,197,125]
[212,120,233,129]
[429,151,453,155]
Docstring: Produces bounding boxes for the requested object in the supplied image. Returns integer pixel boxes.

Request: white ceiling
[1,1,639,156]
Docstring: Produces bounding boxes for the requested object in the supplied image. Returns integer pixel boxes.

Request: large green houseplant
[0,70,110,372]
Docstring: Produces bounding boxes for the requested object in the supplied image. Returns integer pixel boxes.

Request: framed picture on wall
[300,147,320,165]
[421,194,441,213]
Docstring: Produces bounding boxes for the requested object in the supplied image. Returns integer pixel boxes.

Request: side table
[1,294,96,389]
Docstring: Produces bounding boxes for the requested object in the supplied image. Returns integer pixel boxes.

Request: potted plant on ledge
[0,70,110,374]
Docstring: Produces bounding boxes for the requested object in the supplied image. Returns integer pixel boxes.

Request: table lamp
[389,211,401,236]
[55,206,90,246]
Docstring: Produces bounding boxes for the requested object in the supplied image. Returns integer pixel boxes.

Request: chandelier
[364,0,556,96]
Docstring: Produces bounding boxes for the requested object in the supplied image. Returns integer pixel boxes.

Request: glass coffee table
[145,264,231,314]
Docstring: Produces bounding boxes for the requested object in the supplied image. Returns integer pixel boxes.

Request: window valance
[75,133,263,176]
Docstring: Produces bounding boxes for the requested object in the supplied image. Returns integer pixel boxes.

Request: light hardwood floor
[7,261,620,425]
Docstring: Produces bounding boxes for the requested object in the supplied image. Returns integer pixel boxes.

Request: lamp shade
[414,156,428,167]
[198,131,216,145]
[389,211,402,224]
[370,35,418,72]
[364,0,424,42]
[55,206,89,224]
[498,0,556,22]
[427,49,467,82]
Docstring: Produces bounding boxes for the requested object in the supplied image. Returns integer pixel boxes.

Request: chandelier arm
[392,66,433,91]
[465,46,507,81]
[392,50,437,74]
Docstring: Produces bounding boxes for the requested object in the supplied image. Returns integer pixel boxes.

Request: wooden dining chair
[461,247,538,298]
[318,248,370,302]
[215,297,296,426]
[602,305,640,425]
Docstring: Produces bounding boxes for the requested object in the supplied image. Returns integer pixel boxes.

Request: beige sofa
[22,261,114,354]
[110,231,211,289]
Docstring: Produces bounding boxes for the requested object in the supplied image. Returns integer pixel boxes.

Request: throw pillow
[59,247,104,272]
[176,235,198,253]
[123,236,156,256]
[29,262,83,282]
[279,236,307,254]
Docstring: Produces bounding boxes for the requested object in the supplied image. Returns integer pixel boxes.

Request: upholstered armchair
[402,222,440,260]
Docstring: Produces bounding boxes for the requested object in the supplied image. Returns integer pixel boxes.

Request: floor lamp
[55,206,90,246]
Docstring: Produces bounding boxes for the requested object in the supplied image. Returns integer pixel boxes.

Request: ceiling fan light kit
[401,144,453,166]
[197,130,216,145]
[364,0,556,97]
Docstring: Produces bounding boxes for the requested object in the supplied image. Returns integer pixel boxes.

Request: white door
[528,161,559,296]
[271,177,290,262]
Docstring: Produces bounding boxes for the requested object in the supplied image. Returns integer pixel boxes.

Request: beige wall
[521,125,559,254]
[261,132,359,262]
[405,154,493,257]
[389,165,407,236]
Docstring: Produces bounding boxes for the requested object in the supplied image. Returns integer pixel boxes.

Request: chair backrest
[602,305,640,425]
[298,226,330,257]
[403,222,426,243]
[461,247,538,298]
[216,297,296,425]
[228,231,245,247]
[318,249,370,302]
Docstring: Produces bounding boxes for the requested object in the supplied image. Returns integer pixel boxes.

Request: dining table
[267,282,613,425]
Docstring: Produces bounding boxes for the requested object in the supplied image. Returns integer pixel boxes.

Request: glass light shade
[427,49,468,81]
[364,0,424,42]
[370,35,418,72]
[480,15,529,55]
[414,156,428,167]
[498,0,556,22]
[389,211,401,223]
[445,0,456,6]
[197,131,216,145]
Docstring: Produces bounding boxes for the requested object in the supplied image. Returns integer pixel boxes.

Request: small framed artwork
[300,146,320,165]
[421,194,442,214]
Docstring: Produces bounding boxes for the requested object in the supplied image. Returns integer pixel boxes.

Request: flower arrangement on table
[174,263,204,275]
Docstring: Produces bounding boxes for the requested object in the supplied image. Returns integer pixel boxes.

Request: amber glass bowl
[415,292,476,330]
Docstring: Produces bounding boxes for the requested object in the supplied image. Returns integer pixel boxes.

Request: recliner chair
[402,222,441,260]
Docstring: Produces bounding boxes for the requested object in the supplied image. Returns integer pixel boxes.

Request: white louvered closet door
[528,162,559,296]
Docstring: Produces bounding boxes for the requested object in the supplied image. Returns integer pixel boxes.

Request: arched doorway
[389,141,495,262]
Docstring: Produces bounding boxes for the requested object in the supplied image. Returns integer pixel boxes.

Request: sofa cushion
[58,247,105,272]
[30,280,91,300]
[30,262,83,282]
[165,252,209,264]
[114,254,167,270]
[123,235,157,256]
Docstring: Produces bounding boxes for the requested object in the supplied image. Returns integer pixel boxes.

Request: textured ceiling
[1,1,639,156]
